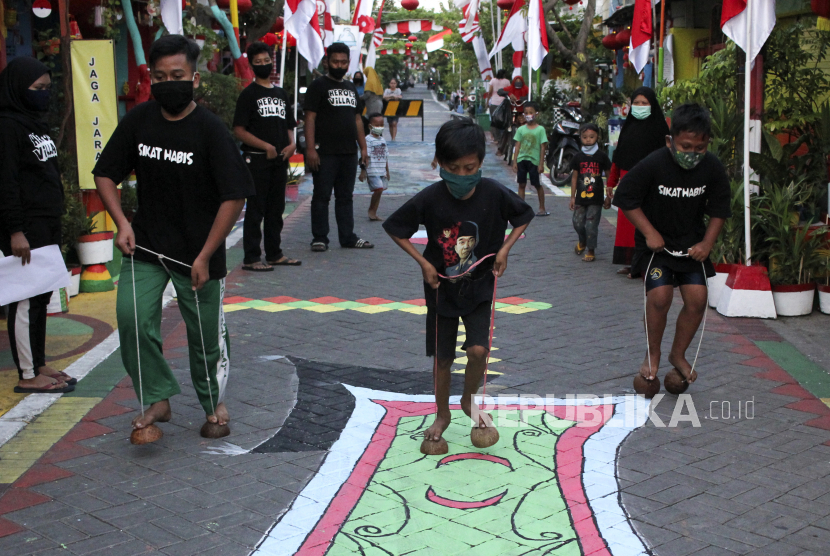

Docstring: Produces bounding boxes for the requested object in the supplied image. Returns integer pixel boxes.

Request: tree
[543,0,597,107]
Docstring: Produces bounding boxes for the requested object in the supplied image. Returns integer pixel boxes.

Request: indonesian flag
[461,0,480,35]
[364,0,385,69]
[472,35,493,79]
[629,0,652,75]
[458,1,481,43]
[526,0,548,70]
[322,1,335,47]
[284,0,325,70]
[512,50,524,79]
[426,29,452,52]
[721,0,776,62]
[160,0,183,35]
[383,20,444,34]
[488,0,526,60]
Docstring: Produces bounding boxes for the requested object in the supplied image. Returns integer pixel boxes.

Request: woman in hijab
[352,71,365,96]
[0,57,74,394]
[607,87,669,277]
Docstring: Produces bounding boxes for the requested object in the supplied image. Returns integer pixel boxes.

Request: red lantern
[601,33,618,51]
[217,0,252,13]
[405,42,413,48]
[615,28,631,48]
[623,61,630,69]
[271,16,284,33]
[813,0,830,18]
[408,34,417,41]
[496,0,513,10]
[261,33,279,47]
[401,0,419,10]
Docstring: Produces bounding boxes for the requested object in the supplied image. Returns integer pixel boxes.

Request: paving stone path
[0,85,829,556]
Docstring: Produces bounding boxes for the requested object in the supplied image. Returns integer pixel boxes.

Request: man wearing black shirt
[93,35,255,440]
[304,42,373,251]
[234,41,299,271]
[613,104,731,389]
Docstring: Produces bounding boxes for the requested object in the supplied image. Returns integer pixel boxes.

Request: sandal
[241,263,274,272]
[268,257,302,266]
[15,382,75,394]
[574,242,585,255]
[311,242,328,252]
[616,267,631,275]
[45,372,77,385]
[582,254,595,262]
[536,211,550,217]
[347,239,374,249]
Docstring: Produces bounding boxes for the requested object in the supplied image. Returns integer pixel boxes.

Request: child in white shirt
[359,113,389,221]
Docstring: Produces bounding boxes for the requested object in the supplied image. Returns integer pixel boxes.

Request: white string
[642,250,709,384]
[131,245,217,417]
[131,254,145,418]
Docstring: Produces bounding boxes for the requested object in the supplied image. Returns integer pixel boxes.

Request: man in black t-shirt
[613,104,731,391]
[93,35,255,442]
[304,42,373,251]
[233,41,299,271]
[384,119,534,453]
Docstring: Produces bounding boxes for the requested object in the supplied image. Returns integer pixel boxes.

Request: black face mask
[329,66,348,80]
[23,89,51,112]
[353,78,364,86]
[151,79,194,116]
[252,63,273,80]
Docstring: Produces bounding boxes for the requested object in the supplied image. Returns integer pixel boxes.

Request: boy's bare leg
[459,346,493,428]
[640,285,672,380]
[424,357,453,441]
[368,190,383,221]
[517,183,527,200]
[536,184,546,213]
[667,284,707,383]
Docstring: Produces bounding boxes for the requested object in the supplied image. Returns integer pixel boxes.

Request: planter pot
[707,263,736,308]
[285,183,299,202]
[771,284,815,317]
[46,288,69,315]
[76,231,114,266]
[818,284,830,314]
[68,265,82,297]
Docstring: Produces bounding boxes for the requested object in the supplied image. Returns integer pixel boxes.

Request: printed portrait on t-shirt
[444,221,479,277]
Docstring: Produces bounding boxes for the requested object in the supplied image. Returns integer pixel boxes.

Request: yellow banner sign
[71,40,118,189]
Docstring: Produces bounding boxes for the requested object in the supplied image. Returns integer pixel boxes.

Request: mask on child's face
[581,144,599,155]
[671,138,705,170]
[370,125,384,136]
[524,114,535,123]
[440,167,482,199]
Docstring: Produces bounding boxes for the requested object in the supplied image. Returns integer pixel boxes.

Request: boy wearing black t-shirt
[613,104,731,388]
[93,36,255,440]
[304,42,372,251]
[384,119,534,450]
[569,123,612,262]
[234,41,299,271]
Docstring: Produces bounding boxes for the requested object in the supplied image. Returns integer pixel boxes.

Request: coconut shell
[420,437,449,455]
[470,426,499,449]
[130,424,163,445]
[633,375,661,398]
[664,368,690,395]
[200,422,231,439]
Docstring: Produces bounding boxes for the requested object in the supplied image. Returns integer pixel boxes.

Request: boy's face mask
[370,125,384,136]
[524,114,535,123]
[670,138,705,170]
[440,167,482,199]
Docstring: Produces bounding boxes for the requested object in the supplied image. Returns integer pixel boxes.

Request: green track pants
[116,258,229,416]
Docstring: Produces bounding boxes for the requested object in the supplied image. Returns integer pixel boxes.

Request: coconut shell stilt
[633,375,661,398]
[420,437,449,455]
[200,421,231,439]
[664,367,695,395]
[471,426,499,449]
[130,424,163,445]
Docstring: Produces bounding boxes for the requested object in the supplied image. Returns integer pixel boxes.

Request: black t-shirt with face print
[93,101,254,280]
[233,83,296,153]
[570,150,611,206]
[383,178,534,317]
[303,76,365,155]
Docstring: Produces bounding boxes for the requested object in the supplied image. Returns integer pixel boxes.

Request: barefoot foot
[667,354,698,384]
[207,402,230,426]
[423,413,450,443]
[131,400,171,430]
[639,350,660,381]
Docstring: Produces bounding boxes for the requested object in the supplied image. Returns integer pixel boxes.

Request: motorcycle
[545,100,586,186]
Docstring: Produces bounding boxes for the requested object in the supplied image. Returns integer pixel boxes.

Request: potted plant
[754,182,827,316]
[76,226,113,266]
[818,248,830,314]
[708,180,745,307]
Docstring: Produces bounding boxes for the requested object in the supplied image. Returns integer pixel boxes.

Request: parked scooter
[546,100,586,186]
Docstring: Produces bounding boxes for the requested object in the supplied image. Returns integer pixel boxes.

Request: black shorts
[645,262,707,292]
[516,160,541,187]
[426,301,492,360]
[387,116,399,123]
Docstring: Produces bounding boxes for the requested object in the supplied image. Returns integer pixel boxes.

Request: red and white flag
[426,29,452,52]
[383,20,444,35]
[488,0,526,60]
[364,0,385,69]
[526,0,549,70]
[472,35,493,79]
[458,1,481,43]
[721,0,776,62]
[284,0,325,70]
[629,0,652,75]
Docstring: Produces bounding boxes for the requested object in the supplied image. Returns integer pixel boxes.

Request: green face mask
[671,139,705,170]
[440,167,482,199]
[631,105,651,120]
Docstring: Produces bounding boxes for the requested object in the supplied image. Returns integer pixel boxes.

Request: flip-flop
[536,211,550,216]
[241,264,274,272]
[311,242,328,252]
[15,383,75,394]
[346,239,374,249]
[616,267,631,275]
[268,258,302,266]
[45,372,77,385]
[574,243,585,255]
[582,254,596,262]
